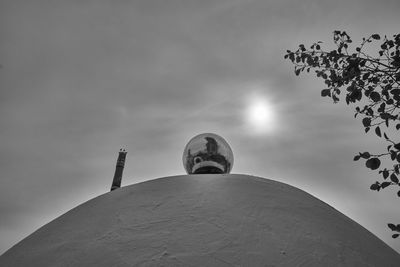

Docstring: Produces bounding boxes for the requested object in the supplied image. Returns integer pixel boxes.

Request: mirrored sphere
[183,133,234,174]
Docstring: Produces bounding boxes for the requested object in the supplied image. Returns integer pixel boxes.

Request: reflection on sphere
[183,133,234,174]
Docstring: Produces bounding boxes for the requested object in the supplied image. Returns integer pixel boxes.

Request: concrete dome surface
[1,174,399,266]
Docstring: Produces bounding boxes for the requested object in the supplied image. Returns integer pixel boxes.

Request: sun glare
[245,97,276,134]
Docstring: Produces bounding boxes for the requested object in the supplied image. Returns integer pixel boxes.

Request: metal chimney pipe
[110,149,127,191]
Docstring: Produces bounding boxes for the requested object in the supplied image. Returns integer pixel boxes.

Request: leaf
[365,127,370,133]
[394,143,400,150]
[289,52,295,62]
[375,126,382,137]
[370,182,380,191]
[353,155,361,161]
[388,223,397,230]
[362,117,371,127]
[390,173,399,183]
[398,190,400,197]
[381,182,391,189]
[362,73,370,80]
[377,103,385,113]
[384,133,389,140]
[391,89,400,95]
[321,89,331,97]
[365,158,381,170]
[380,113,391,120]
[391,151,397,160]
[369,91,381,102]
[396,124,400,130]
[372,34,381,40]
[383,170,389,179]
[360,152,371,159]
[392,234,399,238]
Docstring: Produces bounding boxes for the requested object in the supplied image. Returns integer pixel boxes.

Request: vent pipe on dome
[110,149,127,191]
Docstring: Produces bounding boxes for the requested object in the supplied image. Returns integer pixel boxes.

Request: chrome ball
[183,133,234,174]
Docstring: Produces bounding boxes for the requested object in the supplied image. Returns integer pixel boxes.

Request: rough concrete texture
[1,174,399,266]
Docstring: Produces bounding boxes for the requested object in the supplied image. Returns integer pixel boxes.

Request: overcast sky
[1,0,400,254]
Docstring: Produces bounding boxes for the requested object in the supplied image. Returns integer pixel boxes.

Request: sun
[245,96,276,134]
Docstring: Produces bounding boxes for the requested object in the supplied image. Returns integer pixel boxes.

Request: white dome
[1,175,399,266]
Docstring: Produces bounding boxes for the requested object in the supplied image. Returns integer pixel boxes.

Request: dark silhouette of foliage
[285,31,400,238]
